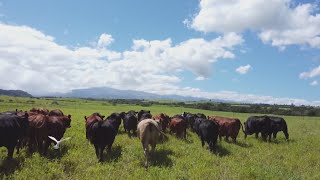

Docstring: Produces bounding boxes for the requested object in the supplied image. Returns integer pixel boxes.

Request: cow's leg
[225,136,229,142]
[244,133,247,139]
[261,133,267,141]
[284,131,289,140]
[43,140,50,155]
[7,145,14,159]
[38,138,44,154]
[219,135,222,141]
[201,137,205,147]
[151,143,156,155]
[99,145,105,162]
[107,144,112,152]
[255,133,259,139]
[143,143,149,168]
[133,127,137,136]
[16,139,22,154]
[268,134,272,142]
[232,136,237,143]
[273,132,277,139]
[94,144,99,159]
[128,129,131,138]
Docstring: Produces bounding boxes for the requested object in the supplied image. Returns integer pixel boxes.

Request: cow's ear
[68,114,71,119]
[84,116,87,120]
[101,116,105,120]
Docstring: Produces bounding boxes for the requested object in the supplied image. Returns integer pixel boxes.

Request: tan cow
[137,118,165,168]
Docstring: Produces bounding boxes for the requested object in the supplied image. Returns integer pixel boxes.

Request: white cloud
[97,33,114,48]
[236,64,251,74]
[310,80,318,86]
[0,23,318,106]
[300,66,320,79]
[190,0,320,48]
[0,23,242,95]
[195,76,206,80]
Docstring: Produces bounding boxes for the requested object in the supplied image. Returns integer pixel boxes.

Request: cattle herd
[0,108,289,168]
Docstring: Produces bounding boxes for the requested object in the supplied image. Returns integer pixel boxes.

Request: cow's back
[137,119,160,145]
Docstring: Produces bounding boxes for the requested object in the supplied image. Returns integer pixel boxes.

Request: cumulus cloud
[310,80,318,86]
[0,23,242,95]
[236,64,251,74]
[300,66,320,79]
[97,33,114,48]
[1,23,318,106]
[190,0,320,49]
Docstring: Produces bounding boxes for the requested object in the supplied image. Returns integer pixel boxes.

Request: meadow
[0,96,319,180]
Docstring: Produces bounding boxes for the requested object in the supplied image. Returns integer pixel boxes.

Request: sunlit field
[0,96,319,179]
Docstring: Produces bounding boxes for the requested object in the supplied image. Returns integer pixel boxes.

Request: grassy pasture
[0,96,319,179]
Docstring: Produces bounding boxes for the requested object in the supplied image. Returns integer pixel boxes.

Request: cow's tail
[152,122,168,141]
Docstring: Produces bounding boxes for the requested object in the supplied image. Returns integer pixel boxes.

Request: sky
[0,0,320,106]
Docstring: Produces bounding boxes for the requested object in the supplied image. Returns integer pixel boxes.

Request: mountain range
[49,87,208,101]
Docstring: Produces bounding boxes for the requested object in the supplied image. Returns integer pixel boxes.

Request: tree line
[104,99,320,117]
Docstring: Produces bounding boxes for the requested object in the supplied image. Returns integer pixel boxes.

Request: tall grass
[0,96,319,179]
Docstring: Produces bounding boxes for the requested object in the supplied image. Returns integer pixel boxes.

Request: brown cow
[152,113,170,132]
[207,116,244,143]
[169,115,187,139]
[49,109,64,116]
[28,113,49,154]
[30,107,49,115]
[84,113,105,140]
[44,114,71,154]
[137,118,165,168]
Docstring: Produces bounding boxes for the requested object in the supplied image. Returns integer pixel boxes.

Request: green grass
[0,96,320,179]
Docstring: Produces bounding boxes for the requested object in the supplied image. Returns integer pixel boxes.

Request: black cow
[138,110,152,122]
[244,116,272,141]
[196,119,219,151]
[0,111,29,159]
[269,116,289,140]
[120,110,138,137]
[106,113,122,133]
[85,112,120,162]
[182,112,196,129]
[182,112,206,129]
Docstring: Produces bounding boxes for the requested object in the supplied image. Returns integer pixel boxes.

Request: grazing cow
[198,119,220,151]
[0,111,29,159]
[84,113,119,161]
[44,114,72,154]
[269,116,289,140]
[207,116,243,143]
[30,107,49,115]
[49,109,64,116]
[120,110,138,137]
[244,116,272,141]
[138,110,152,122]
[169,115,187,139]
[28,113,49,154]
[152,113,170,132]
[137,118,164,168]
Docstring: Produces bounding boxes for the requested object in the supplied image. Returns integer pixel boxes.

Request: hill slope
[0,89,32,97]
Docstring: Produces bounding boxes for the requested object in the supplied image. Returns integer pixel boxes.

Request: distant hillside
[49,87,208,101]
[0,89,33,97]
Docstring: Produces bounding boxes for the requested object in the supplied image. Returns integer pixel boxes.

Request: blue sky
[0,0,319,105]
